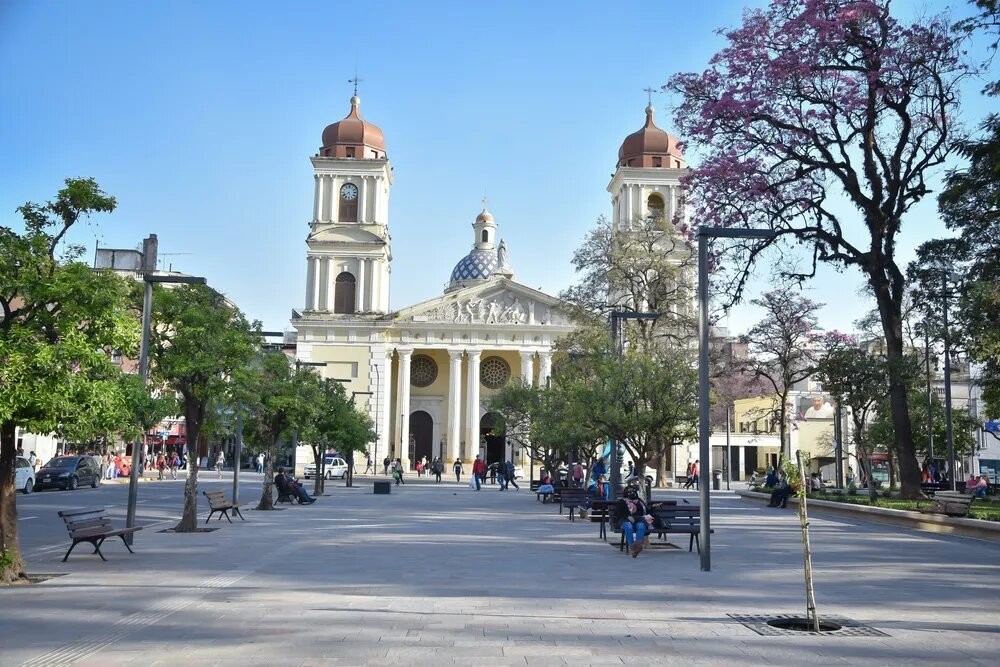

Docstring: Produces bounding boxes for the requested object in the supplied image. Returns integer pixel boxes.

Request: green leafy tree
[242,354,320,510]
[814,332,894,501]
[0,178,139,582]
[147,284,258,531]
[740,289,824,459]
[309,378,375,490]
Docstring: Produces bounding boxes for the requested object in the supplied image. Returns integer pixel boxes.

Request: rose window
[410,354,438,387]
[480,356,511,389]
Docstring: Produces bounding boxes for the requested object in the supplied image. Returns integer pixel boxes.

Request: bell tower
[608,93,687,233]
[303,91,392,314]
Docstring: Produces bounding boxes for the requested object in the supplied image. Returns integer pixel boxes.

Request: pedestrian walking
[453,458,463,483]
[215,451,225,479]
[256,453,264,474]
[506,460,520,490]
[433,457,443,483]
[394,458,405,485]
[472,455,486,491]
[156,454,166,480]
[692,459,700,490]
[169,452,181,480]
[684,461,695,489]
[383,457,391,476]
[497,461,507,490]
[364,454,374,474]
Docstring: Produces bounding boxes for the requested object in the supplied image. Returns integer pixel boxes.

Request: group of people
[966,474,992,498]
[414,456,446,481]
[457,455,521,491]
[154,452,183,480]
[273,468,316,504]
[683,460,700,490]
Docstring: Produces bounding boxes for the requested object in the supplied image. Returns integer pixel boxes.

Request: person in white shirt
[804,396,835,419]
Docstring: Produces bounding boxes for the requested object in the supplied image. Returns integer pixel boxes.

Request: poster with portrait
[798,394,836,420]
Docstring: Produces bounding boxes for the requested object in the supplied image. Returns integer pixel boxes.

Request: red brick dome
[618,105,685,169]
[320,96,386,159]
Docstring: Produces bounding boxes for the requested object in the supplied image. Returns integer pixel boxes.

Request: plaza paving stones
[2,477,999,665]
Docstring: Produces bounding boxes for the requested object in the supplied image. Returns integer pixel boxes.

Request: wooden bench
[589,499,615,539]
[650,504,704,553]
[559,487,589,520]
[58,508,141,562]
[203,490,245,524]
[919,490,974,518]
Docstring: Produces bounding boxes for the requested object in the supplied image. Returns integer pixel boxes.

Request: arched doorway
[410,411,433,468]
[479,412,506,466]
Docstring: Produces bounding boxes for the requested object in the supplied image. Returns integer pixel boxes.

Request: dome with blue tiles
[450,248,498,284]
[445,206,514,293]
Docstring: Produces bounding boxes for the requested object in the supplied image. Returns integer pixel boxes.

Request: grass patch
[805,494,1000,522]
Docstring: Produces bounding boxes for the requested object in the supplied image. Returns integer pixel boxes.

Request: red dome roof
[618,105,685,169]
[320,96,386,159]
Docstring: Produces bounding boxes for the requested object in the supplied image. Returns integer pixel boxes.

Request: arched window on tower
[334,272,357,314]
[339,183,359,222]
[481,230,488,244]
[647,193,665,221]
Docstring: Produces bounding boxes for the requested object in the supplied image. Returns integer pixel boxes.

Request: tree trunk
[655,447,669,488]
[312,446,322,497]
[873,285,922,498]
[778,391,790,462]
[796,450,821,632]
[174,400,205,532]
[0,420,27,583]
[257,435,277,510]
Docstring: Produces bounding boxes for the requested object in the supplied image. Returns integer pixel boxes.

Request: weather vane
[348,75,363,96]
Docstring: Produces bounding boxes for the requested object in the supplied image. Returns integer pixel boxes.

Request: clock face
[341,183,358,200]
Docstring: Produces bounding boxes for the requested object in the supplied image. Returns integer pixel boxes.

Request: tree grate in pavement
[728,614,889,637]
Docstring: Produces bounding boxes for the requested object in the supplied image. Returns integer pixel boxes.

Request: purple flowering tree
[668,0,967,498]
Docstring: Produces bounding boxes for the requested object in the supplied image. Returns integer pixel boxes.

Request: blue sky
[1,0,995,336]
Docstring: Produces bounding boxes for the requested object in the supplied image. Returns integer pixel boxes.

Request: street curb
[736,489,1000,542]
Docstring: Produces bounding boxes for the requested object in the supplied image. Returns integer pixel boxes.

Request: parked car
[34,455,103,491]
[15,455,35,494]
[303,456,348,480]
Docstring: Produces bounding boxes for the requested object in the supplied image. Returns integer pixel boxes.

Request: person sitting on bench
[617,486,652,558]
[969,475,989,499]
[536,470,555,501]
[275,469,315,504]
[768,471,791,508]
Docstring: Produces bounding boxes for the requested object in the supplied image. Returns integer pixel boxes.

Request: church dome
[618,105,685,169]
[449,248,498,284]
[320,96,386,159]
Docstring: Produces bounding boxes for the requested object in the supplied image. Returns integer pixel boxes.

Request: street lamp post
[698,226,778,572]
[608,307,659,500]
[125,243,206,544]
[349,390,373,488]
[941,272,957,490]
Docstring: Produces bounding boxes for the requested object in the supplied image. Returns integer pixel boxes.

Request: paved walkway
[2,477,999,665]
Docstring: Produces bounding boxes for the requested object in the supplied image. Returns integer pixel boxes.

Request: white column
[356,258,367,312]
[539,351,552,387]
[448,350,463,463]
[379,350,392,464]
[359,176,368,223]
[519,350,535,387]
[318,174,328,222]
[465,350,481,460]
[397,349,412,466]
[312,175,320,221]
[305,257,318,310]
[318,258,329,310]
[371,259,381,313]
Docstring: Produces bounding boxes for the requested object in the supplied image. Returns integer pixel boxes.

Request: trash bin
[373,480,391,495]
[712,469,722,491]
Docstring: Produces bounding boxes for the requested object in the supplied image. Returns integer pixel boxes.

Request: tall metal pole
[232,410,243,505]
[697,231,712,572]
[925,322,935,462]
[725,406,731,490]
[125,278,153,545]
[834,403,844,489]
[609,309,622,498]
[942,273,957,490]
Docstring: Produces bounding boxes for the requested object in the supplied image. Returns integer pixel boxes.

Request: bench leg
[221,510,232,523]
[120,534,135,554]
[205,509,216,525]
[568,507,575,522]
[233,506,245,521]
[93,538,108,561]
[63,539,82,562]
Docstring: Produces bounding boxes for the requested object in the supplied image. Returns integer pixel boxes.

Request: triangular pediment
[307,225,386,246]
[392,278,574,327]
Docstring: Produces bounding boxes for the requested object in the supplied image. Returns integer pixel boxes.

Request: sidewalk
[2,479,999,665]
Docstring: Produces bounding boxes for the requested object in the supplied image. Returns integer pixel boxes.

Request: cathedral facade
[291,94,686,470]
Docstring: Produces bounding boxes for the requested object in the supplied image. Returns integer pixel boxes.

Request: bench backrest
[58,508,114,536]
[561,488,589,504]
[203,490,231,508]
